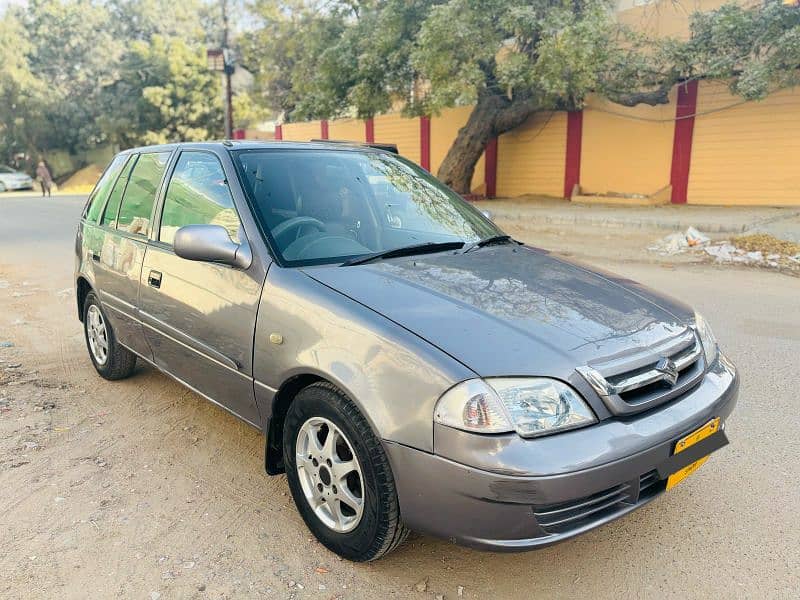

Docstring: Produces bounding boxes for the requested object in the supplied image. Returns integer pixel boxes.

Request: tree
[240,1,353,120]
[20,0,121,154]
[100,35,223,147]
[1,0,228,165]
[0,10,44,163]
[245,0,800,194]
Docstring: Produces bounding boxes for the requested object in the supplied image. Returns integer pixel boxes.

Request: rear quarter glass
[101,156,137,228]
[85,154,131,223]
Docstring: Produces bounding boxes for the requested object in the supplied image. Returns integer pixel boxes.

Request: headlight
[694,311,718,365]
[434,378,597,438]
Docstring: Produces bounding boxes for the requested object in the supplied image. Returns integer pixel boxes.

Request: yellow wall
[373,113,421,164]
[687,81,800,206]
[580,92,676,196]
[496,111,567,198]
[616,0,729,40]
[431,105,485,193]
[328,118,364,142]
[282,120,320,141]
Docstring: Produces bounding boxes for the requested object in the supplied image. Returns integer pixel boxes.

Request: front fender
[253,266,475,452]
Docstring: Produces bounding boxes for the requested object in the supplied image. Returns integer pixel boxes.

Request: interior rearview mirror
[173,224,252,269]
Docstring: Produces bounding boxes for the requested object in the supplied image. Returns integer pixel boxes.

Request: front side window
[85,154,130,223]
[117,152,171,236]
[159,152,240,246]
[234,149,500,266]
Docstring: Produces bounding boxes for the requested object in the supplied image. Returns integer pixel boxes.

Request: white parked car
[0,165,34,192]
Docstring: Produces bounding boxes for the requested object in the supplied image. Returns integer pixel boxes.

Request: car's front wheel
[83,291,137,380]
[283,382,409,561]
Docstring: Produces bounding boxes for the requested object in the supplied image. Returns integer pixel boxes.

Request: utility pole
[221,0,234,139]
[208,0,235,139]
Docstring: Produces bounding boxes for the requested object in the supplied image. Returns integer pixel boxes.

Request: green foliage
[247,0,800,120]
[101,36,223,147]
[0,0,224,164]
[687,2,800,100]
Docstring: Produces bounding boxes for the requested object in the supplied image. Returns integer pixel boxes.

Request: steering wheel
[271,216,325,244]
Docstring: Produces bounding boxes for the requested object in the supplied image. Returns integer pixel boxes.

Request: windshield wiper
[340,241,466,266]
[462,234,515,254]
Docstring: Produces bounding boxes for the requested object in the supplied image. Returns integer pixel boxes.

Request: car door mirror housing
[173,224,252,269]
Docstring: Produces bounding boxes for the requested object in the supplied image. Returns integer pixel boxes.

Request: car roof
[117,140,393,156]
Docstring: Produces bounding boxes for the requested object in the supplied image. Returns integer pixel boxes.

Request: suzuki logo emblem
[655,357,679,386]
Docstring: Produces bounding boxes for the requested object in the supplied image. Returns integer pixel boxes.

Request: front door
[138,150,263,427]
[92,151,171,359]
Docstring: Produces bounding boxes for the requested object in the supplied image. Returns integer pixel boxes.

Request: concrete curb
[476,199,800,235]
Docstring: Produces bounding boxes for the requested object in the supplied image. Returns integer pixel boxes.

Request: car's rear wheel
[83,291,137,380]
[283,382,409,561]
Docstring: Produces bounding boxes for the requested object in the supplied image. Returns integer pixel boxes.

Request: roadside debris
[649,229,800,271]
[648,227,710,255]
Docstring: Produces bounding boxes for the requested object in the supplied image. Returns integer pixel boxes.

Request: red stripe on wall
[274,124,283,140]
[670,80,699,204]
[320,120,329,140]
[420,116,431,171]
[484,137,498,198]
[365,118,374,143]
[564,110,583,199]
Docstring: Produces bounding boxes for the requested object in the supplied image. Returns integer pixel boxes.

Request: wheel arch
[264,372,379,476]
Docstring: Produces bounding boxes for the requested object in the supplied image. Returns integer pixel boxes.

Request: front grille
[533,470,665,535]
[577,327,705,416]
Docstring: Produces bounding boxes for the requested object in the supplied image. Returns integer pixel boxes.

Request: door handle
[148,270,162,289]
[91,253,100,263]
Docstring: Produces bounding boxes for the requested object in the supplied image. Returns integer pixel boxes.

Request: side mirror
[173,224,252,269]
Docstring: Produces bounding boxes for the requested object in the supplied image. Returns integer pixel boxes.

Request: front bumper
[385,355,738,551]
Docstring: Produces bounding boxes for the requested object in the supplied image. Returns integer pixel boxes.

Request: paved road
[0,194,85,277]
[0,197,798,598]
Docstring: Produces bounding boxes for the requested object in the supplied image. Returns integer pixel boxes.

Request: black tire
[283,382,409,561]
[82,291,137,380]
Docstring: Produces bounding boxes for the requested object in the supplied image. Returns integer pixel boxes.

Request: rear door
[138,150,262,426]
[92,151,172,359]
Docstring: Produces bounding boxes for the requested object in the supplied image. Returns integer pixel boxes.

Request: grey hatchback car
[75,141,738,561]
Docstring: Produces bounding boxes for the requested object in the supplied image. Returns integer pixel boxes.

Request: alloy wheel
[86,304,109,365]
[295,416,364,533]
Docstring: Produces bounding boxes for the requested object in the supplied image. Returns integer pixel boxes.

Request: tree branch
[602,71,681,107]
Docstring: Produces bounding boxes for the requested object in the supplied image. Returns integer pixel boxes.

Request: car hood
[302,245,693,377]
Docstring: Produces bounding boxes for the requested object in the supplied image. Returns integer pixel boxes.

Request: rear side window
[159,152,240,245]
[85,154,129,223]
[100,156,136,228]
[117,152,171,237]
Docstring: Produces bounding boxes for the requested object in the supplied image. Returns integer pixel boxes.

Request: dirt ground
[1,196,799,599]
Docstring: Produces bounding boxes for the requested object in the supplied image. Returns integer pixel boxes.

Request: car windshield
[234,148,502,266]
[0,166,15,174]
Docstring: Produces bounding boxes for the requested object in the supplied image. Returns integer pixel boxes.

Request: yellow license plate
[666,417,720,490]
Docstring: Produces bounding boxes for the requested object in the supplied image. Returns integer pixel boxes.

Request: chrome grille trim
[579,342,702,396]
[576,327,705,416]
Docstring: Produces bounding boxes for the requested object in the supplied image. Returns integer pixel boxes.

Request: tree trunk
[436,91,539,195]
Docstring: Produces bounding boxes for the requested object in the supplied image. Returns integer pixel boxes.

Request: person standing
[36,160,53,197]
